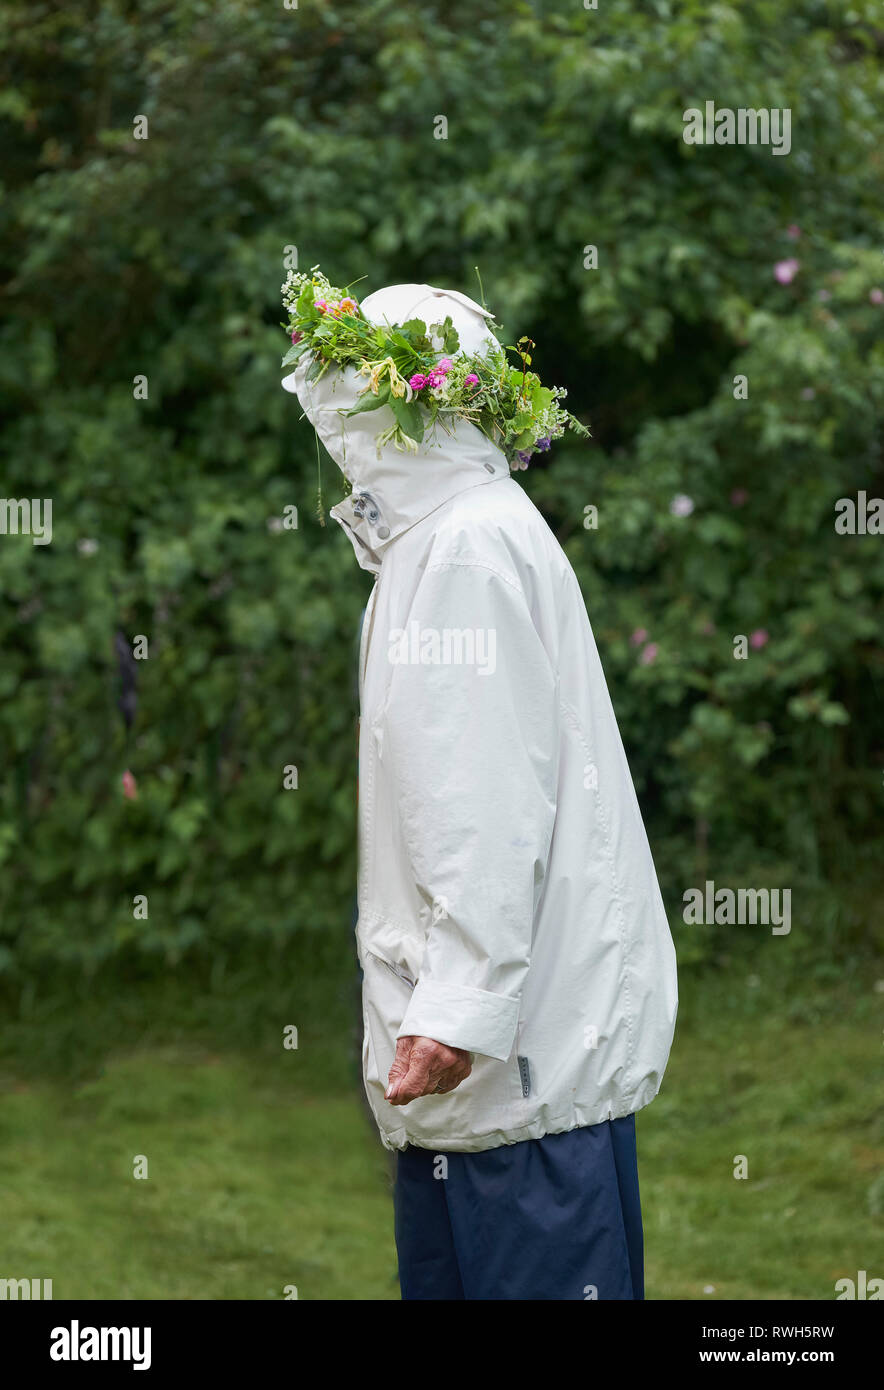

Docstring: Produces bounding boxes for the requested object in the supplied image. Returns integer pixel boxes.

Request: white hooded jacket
[284,282,677,1153]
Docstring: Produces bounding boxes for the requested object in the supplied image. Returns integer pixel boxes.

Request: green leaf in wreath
[389,394,424,443]
[281,340,310,367]
[388,327,416,352]
[400,318,431,349]
[343,384,391,416]
[431,316,460,354]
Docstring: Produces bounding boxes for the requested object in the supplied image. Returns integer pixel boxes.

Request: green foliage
[0,0,882,979]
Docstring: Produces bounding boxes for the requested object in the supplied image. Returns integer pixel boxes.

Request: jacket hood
[282,282,507,573]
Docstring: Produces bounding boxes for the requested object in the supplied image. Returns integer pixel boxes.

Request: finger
[419,1060,465,1097]
[388,1051,434,1105]
[436,1057,471,1089]
[385,1036,413,1100]
[385,1044,412,1100]
[418,1047,473,1098]
[433,1063,470,1095]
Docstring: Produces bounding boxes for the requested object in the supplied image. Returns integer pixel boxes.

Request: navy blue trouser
[394,1115,644,1300]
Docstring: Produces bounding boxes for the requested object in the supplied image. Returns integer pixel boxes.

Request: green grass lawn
[1,1048,399,1300]
[642,990,882,1299]
[1,948,880,1299]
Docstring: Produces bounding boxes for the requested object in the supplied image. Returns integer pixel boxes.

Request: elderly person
[283,281,677,1301]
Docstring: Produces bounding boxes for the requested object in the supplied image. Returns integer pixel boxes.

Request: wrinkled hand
[385,1035,472,1105]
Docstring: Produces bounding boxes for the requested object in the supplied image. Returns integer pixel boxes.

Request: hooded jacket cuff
[396,979,519,1062]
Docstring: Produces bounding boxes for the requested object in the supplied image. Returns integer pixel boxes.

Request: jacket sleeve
[386,557,558,1062]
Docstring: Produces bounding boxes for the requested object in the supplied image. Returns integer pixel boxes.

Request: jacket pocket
[367,950,416,991]
[357,910,424,985]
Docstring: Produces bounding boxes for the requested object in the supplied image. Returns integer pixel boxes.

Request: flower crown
[280,268,589,468]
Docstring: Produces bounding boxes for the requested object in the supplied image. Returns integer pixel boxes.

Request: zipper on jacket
[358,581,379,703]
[517,1055,531,1098]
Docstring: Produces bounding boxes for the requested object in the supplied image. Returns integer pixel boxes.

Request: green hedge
[1,0,882,979]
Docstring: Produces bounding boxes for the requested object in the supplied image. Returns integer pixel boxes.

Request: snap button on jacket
[284,283,678,1152]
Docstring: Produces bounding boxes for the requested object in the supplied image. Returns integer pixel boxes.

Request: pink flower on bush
[631,627,648,646]
[869,288,884,305]
[750,629,769,649]
[122,769,138,800]
[774,259,800,285]
[785,224,801,240]
[409,373,427,390]
[640,643,659,666]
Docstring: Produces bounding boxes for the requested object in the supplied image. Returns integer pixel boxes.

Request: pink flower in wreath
[409,373,427,390]
[465,373,479,386]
